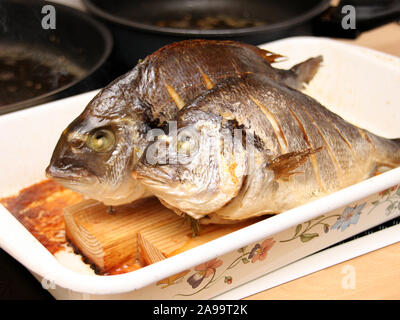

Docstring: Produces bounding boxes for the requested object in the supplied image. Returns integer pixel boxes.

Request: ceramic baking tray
[0,37,400,299]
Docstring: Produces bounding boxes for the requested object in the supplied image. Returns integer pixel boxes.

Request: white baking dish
[0,37,399,299]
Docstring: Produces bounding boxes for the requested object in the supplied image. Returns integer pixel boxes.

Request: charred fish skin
[46,40,322,206]
[134,72,400,222]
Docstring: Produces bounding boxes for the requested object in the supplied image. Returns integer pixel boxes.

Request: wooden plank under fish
[64,198,259,274]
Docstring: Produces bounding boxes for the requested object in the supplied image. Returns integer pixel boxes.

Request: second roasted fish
[133,73,400,224]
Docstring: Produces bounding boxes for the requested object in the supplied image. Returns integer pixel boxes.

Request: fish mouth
[45,165,96,185]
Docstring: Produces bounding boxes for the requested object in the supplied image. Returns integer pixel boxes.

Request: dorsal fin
[257,48,287,64]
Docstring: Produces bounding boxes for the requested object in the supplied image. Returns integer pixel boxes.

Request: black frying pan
[83,0,400,70]
[84,0,331,37]
[83,0,331,68]
[0,0,113,115]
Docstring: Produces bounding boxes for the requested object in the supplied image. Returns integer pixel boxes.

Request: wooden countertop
[246,23,400,300]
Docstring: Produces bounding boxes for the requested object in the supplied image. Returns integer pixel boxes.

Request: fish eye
[87,129,115,153]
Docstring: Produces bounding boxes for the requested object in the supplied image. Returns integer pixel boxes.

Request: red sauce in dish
[0,180,144,275]
[0,180,83,254]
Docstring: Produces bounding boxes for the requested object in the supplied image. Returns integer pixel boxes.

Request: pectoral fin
[268,147,323,181]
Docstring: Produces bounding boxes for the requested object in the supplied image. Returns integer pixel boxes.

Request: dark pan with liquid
[0,0,112,115]
[83,0,331,68]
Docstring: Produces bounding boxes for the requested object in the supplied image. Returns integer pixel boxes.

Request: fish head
[133,109,247,216]
[46,111,149,205]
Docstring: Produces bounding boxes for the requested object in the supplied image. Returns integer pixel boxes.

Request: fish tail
[367,132,400,170]
[278,56,323,90]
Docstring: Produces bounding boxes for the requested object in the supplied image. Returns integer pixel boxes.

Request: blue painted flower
[331,203,366,232]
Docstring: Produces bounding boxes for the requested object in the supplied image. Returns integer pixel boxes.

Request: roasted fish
[133,73,400,223]
[46,40,322,205]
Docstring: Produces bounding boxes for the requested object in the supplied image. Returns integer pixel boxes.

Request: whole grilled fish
[133,73,400,224]
[46,40,322,205]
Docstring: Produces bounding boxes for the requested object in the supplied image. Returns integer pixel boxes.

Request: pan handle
[313,0,400,38]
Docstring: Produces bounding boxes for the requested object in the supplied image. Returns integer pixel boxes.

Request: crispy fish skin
[46,40,322,206]
[134,73,400,222]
